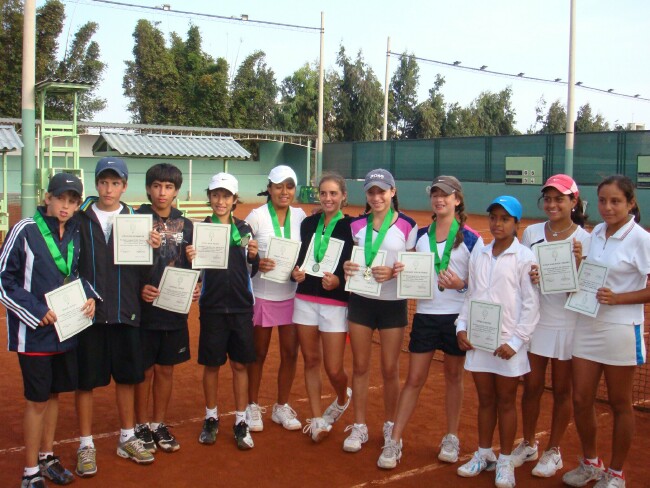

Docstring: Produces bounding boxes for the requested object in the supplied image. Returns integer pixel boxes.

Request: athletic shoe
[199,417,219,445]
[152,423,180,453]
[135,423,156,454]
[271,403,302,430]
[323,387,352,425]
[39,455,74,485]
[512,440,539,467]
[495,458,516,488]
[382,421,394,445]
[532,447,563,478]
[302,417,332,443]
[562,458,605,487]
[116,436,155,464]
[438,433,460,463]
[233,421,254,450]
[457,450,497,477]
[594,471,626,488]
[21,473,46,488]
[75,446,97,477]
[342,423,368,453]
[246,403,265,432]
[377,439,402,469]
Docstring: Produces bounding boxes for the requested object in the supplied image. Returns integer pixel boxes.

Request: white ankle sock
[205,406,218,420]
[235,411,246,424]
[24,466,39,477]
[38,452,53,461]
[120,428,135,442]
[79,436,94,449]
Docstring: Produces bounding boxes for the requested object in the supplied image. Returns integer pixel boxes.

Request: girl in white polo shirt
[244,165,307,432]
[562,175,650,488]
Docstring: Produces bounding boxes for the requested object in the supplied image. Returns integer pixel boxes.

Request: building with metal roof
[0,126,23,152]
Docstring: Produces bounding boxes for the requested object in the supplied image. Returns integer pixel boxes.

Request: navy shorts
[140,328,190,369]
[347,293,408,330]
[198,311,256,367]
[409,313,465,356]
[18,350,78,402]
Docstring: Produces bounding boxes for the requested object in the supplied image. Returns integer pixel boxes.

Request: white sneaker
[532,447,563,478]
[302,417,332,442]
[511,440,538,467]
[562,458,606,487]
[245,403,265,432]
[594,471,626,488]
[457,450,497,477]
[438,433,460,463]
[495,459,516,488]
[323,387,352,425]
[377,439,402,469]
[382,421,394,445]
[343,424,368,452]
[271,403,302,430]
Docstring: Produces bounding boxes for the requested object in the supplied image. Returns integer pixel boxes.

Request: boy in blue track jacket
[0,173,97,488]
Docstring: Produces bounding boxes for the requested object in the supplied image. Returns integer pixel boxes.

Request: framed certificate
[344,246,387,297]
[396,251,434,299]
[300,235,345,278]
[564,261,609,318]
[261,237,301,284]
[113,214,153,265]
[45,279,93,342]
[468,300,502,353]
[192,222,230,269]
[153,267,201,314]
[535,241,579,294]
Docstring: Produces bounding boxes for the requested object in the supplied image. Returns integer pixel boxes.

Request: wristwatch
[457,281,468,293]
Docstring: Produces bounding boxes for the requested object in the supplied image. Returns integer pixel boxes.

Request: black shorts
[409,313,465,356]
[347,293,408,330]
[140,328,190,369]
[198,311,256,367]
[77,323,145,390]
[18,350,78,402]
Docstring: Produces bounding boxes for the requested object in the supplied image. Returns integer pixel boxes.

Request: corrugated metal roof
[0,126,23,152]
[93,132,251,159]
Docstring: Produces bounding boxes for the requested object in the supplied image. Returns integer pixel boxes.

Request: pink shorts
[253,297,295,327]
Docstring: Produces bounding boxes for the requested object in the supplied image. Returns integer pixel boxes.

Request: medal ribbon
[33,211,73,278]
[211,213,245,246]
[313,211,343,264]
[267,201,291,239]
[364,209,394,268]
[428,219,460,274]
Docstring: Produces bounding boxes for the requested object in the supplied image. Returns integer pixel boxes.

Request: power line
[389,51,650,103]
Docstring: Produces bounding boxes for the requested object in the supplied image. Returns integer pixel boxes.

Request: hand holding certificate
[300,235,345,278]
[261,237,301,283]
[45,280,93,341]
[564,261,609,317]
[468,300,502,353]
[153,267,201,314]
[344,246,387,297]
[192,222,230,269]
[397,252,434,299]
[113,214,153,265]
[535,241,579,294]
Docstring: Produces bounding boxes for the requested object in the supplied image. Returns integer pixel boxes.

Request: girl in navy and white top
[562,175,650,488]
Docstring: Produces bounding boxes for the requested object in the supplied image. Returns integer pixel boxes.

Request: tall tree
[0,0,24,117]
[230,50,278,130]
[470,87,517,136]
[412,74,446,138]
[575,103,610,132]
[333,46,383,142]
[389,53,420,139]
[531,97,567,134]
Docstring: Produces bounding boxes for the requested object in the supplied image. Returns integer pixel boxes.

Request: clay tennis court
[2,203,650,487]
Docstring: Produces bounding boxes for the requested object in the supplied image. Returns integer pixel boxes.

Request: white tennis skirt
[464,347,530,377]
[573,319,646,366]
[528,324,574,361]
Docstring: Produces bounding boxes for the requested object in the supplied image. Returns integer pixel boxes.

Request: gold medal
[438,285,445,292]
[64,276,72,285]
[363,268,372,281]
[240,234,250,247]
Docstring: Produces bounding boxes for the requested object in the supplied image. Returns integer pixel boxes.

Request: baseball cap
[48,172,83,197]
[364,169,395,192]
[487,195,523,221]
[208,172,239,195]
[268,165,298,185]
[542,174,579,196]
[430,175,462,194]
[95,157,128,180]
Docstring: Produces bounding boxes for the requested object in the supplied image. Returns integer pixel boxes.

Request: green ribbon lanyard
[313,211,343,264]
[268,201,291,239]
[33,212,73,279]
[429,219,460,291]
[363,209,393,278]
[211,213,248,247]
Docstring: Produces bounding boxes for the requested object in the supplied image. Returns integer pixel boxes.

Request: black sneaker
[39,454,74,485]
[234,421,254,450]
[21,472,46,488]
[135,424,156,454]
[152,423,180,453]
[199,417,219,445]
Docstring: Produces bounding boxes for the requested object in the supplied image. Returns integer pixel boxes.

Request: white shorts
[573,319,646,366]
[528,324,574,361]
[464,347,530,377]
[292,297,348,333]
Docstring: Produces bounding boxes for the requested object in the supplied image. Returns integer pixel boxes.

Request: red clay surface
[1,203,650,487]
